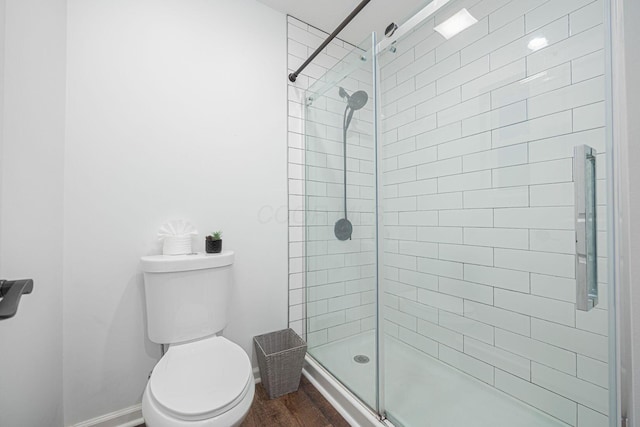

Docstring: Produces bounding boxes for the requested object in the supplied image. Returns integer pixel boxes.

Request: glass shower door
[303,33,379,410]
[378,0,615,426]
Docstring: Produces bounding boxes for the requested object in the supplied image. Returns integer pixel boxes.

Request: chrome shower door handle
[574,145,598,311]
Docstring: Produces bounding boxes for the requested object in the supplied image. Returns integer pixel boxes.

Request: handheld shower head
[339,87,369,130]
[348,90,368,110]
[338,88,369,111]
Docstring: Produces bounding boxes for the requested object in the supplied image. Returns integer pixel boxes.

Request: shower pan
[302,1,618,426]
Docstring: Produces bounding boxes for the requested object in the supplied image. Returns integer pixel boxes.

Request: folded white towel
[158,219,198,255]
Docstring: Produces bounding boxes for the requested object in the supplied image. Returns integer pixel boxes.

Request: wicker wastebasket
[253,328,307,399]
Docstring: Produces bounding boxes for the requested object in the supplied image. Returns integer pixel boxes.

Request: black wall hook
[0,279,34,320]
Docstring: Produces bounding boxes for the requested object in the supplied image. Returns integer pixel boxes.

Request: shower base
[309,331,568,427]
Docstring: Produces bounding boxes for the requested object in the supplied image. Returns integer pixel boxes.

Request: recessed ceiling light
[434,8,478,40]
[527,37,549,51]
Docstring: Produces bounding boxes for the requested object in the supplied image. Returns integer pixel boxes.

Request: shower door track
[303,353,392,427]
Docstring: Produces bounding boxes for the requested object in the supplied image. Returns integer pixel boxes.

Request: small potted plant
[205,231,222,254]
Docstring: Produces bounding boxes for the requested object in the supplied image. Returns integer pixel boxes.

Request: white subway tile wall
[286,17,376,347]
[379,0,608,425]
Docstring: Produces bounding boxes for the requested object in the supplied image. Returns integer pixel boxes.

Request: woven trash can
[253,328,307,399]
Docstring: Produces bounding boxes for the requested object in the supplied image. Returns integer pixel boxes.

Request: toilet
[140,251,254,427]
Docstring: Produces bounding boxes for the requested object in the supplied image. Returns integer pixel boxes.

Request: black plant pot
[205,239,222,254]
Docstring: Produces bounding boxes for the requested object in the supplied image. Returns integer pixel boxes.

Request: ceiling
[256,0,429,46]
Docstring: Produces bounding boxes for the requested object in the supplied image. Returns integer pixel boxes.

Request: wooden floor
[241,376,350,427]
[138,376,350,427]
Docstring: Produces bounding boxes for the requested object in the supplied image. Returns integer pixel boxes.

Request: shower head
[338,88,369,111]
[340,88,369,131]
[348,90,368,110]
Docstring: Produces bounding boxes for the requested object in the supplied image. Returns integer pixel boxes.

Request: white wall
[63,0,287,424]
[0,0,66,426]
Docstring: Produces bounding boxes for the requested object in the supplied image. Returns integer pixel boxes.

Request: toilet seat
[149,336,253,422]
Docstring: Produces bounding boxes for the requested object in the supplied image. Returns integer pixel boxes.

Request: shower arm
[288,0,371,83]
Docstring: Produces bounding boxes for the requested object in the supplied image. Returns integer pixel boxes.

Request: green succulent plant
[206,231,222,241]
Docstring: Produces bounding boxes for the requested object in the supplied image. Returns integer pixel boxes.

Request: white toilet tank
[140,251,234,344]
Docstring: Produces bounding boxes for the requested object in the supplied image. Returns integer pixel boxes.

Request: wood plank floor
[241,376,350,427]
[138,376,350,427]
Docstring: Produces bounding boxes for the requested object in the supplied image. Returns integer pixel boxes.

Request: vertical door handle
[574,145,598,311]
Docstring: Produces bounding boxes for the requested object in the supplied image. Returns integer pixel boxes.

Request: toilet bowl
[142,336,255,427]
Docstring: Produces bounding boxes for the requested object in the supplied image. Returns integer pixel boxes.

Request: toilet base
[141,380,255,427]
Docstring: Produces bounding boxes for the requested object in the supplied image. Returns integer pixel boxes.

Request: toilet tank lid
[141,251,234,273]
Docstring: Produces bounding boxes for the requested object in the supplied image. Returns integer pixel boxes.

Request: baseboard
[253,366,261,383]
[71,404,143,427]
[70,365,288,427]
[302,355,387,427]
[71,367,260,427]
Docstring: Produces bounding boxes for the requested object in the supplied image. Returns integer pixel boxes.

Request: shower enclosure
[302,1,616,426]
